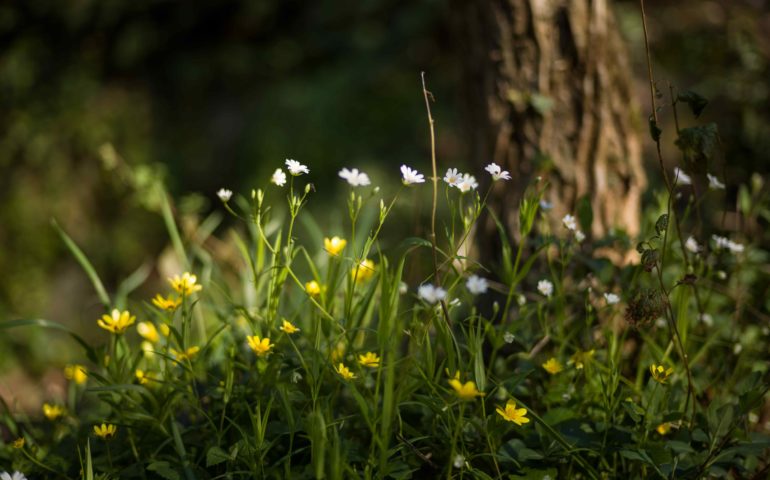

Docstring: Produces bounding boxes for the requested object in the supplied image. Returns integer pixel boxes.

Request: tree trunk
[460,0,646,242]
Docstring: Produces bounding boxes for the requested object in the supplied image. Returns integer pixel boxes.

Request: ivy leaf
[678,90,708,118]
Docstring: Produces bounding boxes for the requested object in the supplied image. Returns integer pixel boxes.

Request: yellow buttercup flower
[656,422,672,435]
[93,423,117,440]
[170,346,200,362]
[448,372,485,400]
[152,293,182,311]
[97,309,136,334]
[351,259,375,283]
[247,336,274,356]
[569,349,595,370]
[168,272,203,296]
[13,437,25,449]
[650,364,674,384]
[279,320,300,334]
[137,322,160,343]
[305,280,322,297]
[542,358,563,375]
[358,352,380,368]
[496,400,530,425]
[324,236,347,256]
[64,364,87,385]
[135,369,157,385]
[42,403,65,421]
[335,363,356,380]
[331,342,346,362]
[160,323,170,337]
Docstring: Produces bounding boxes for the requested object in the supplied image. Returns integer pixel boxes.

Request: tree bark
[461,0,646,241]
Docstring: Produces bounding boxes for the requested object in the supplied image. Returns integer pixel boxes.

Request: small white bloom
[655,318,666,328]
[749,412,759,424]
[0,473,28,480]
[733,343,742,355]
[674,167,692,185]
[271,168,287,187]
[456,174,478,193]
[717,270,727,280]
[400,165,425,185]
[484,163,511,181]
[417,284,447,304]
[699,313,713,327]
[285,158,309,176]
[517,294,526,306]
[537,279,554,298]
[712,235,744,253]
[338,167,371,187]
[707,173,725,190]
[539,199,553,210]
[453,454,466,469]
[466,275,488,295]
[443,168,461,187]
[562,214,577,231]
[398,281,408,295]
[604,293,620,305]
[575,230,586,242]
[449,298,461,308]
[503,332,515,344]
[217,188,233,202]
[685,236,701,253]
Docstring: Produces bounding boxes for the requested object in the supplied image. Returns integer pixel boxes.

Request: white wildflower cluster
[604,293,620,305]
[484,163,512,181]
[338,167,371,187]
[674,167,692,185]
[271,168,287,186]
[712,235,744,254]
[0,472,27,480]
[417,284,447,304]
[707,173,725,190]
[400,165,425,185]
[465,274,488,295]
[562,214,585,242]
[685,236,701,254]
[285,158,309,176]
[216,188,233,202]
[443,168,478,192]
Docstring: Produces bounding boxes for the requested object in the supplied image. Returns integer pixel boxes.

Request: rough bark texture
[461,0,646,240]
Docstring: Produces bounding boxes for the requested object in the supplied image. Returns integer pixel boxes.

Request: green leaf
[576,195,593,233]
[675,123,719,173]
[147,461,180,480]
[655,214,668,237]
[677,90,708,118]
[206,446,231,467]
[0,318,97,364]
[51,219,110,308]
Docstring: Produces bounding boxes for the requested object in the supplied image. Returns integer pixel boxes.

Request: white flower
[453,454,466,469]
[271,168,287,187]
[484,163,511,181]
[575,230,586,242]
[285,158,309,176]
[400,165,425,185]
[699,313,713,327]
[338,167,371,187]
[707,173,725,190]
[712,235,744,253]
[417,284,446,304]
[398,282,408,295]
[466,275,488,295]
[503,332,515,344]
[604,293,620,305]
[217,188,233,202]
[674,167,692,185]
[562,214,577,231]
[733,343,743,355]
[0,473,27,480]
[539,200,553,210]
[517,294,526,306]
[456,174,478,193]
[443,168,461,187]
[537,279,554,298]
[685,236,700,253]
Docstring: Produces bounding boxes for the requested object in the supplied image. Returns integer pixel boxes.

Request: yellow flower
[93,423,117,440]
[168,272,203,296]
[137,322,160,343]
[13,437,25,449]
[569,349,595,370]
[324,236,347,256]
[247,336,274,356]
[351,259,376,283]
[279,320,300,334]
[358,352,380,368]
[42,403,65,421]
[64,364,88,385]
[152,293,182,311]
[170,346,200,362]
[135,369,157,385]
[97,309,136,334]
[496,400,530,425]
[650,364,674,384]
[448,372,485,400]
[331,342,346,362]
[160,323,170,337]
[542,358,563,375]
[656,422,672,435]
[335,363,356,380]
[305,280,322,297]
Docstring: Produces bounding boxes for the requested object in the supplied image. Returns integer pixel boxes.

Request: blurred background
[1,0,769,408]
